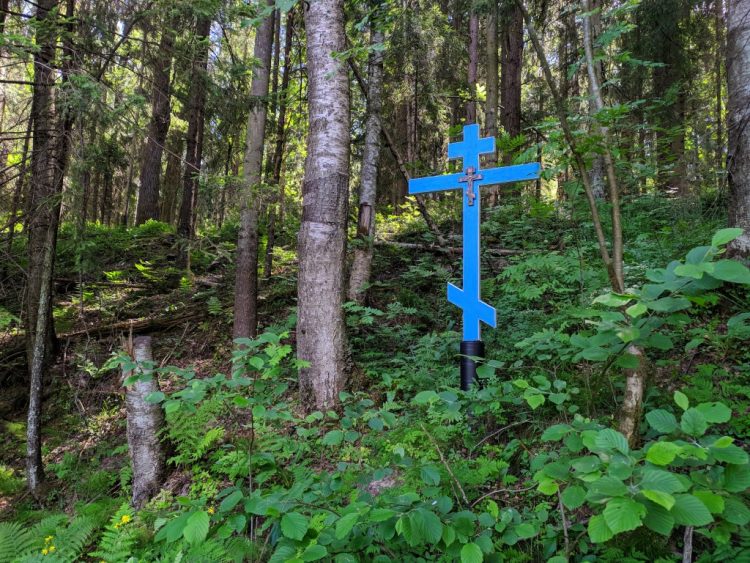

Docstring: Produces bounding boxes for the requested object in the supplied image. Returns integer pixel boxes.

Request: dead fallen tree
[0,305,205,381]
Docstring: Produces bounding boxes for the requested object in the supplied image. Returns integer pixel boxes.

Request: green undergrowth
[1,196,749,562]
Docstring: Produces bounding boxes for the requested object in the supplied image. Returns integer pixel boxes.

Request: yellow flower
[41,548,48,556]
[48,546,56,553]
[207,507,215,515]
[120,514,132,524]
[44,536,54,543]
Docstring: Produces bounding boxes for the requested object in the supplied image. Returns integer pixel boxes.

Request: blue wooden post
[408,124,541,389]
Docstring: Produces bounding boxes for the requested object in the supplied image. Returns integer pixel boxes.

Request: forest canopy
[1,0,750,561]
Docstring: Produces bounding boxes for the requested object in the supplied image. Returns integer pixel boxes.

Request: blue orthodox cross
[408,124,540,386]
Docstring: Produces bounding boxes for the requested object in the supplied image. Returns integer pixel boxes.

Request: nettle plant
[517,228,750,367]
[533,392,750,548]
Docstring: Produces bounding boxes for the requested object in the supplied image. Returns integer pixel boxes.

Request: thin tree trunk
[178,15,211,268]
[123,335,166,508]
[265,9,296,279]
[160,130,183,225]
[298,0,350,410]
[727,0,750,256]
[466,11,478,123]
[501,3,524,143]
[233,1,274,340]
[715,0,725,184]
[486,1,499,206]
[348,28,385,303]
[135,24,175,225]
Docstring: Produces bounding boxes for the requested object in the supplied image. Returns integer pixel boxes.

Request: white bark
[123,335,165,508]
[297,0,350,410]
[727,0,750,256]
[348,28,385,303]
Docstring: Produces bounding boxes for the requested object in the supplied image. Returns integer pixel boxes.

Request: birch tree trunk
[298,0,350,410]
[122,336,166,508]
[727,0,750,256]
[135,23,175,225]
[232,1,274,340]
[348,28,385,303]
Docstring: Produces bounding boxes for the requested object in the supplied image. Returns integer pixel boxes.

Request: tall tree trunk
[135,24,175,225]
[727,0,750,256]
[466,11,479,123]
[233,2,274,340]
[160,130,184,225]
[486,1,500,206]
[178,15,211,264]
[265,9,296,278]
[501,3,524,143]
[715,0,725,185]
[348,28,385,303]
[297,0,350,410]
[122,336,166,508]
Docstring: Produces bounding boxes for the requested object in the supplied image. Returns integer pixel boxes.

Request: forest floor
[1,195,749,562]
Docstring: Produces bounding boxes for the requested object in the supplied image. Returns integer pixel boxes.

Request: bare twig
[471,420,527,453]
[470,485,535,508]
[558,489,570,555]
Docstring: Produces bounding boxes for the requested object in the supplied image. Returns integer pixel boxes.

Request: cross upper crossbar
[407,124,542,341]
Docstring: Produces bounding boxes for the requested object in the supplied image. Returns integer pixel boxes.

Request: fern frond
[89,504,137,563]
[0,521,34,563]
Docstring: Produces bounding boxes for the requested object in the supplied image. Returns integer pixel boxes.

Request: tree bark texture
[348,28,385,303]
[501,2,524,143]
[297,0,350,410]
[135,24,175,225]
[265,9,296,279]
[177,15,211,266]
[727,0,750,255]
[485,3,499,144]
[122,336,166,508]
[232,1,274,340]
[466,11,479,123]
[160,130,184,225]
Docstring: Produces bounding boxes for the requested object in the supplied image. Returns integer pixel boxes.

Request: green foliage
[535,394,750,550]
[89,504,138,563]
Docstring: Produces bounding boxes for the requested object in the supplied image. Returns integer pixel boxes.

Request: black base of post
[460,340,485,391]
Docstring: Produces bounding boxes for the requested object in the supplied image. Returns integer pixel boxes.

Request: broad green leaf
[370,508,397,522]
[514,522,537,539]
[413,390,439,404]
[642,501,675,536]
[696,402,732,423]
[641,490,675,510]
[281,512,309,541]
[680,408,708,437]
[145,391,166,404]
[712,228,743,247]
[580,346,610,361]
[420,465,441,486]
[640,469,686,493]
[410,509,442,545]
[710,260,750,284]
[646,441,681,466]
[460,542,483,563]
[692,491,725,514]
[183,511,210,545]
[441,525,456,547]
[590,476,628,497]
[561,485,587,509]
[670,495,713,526]
[537,479,558,495]
[723,497,750,525]
[723,463,750,492]
[648,333,674,350]
[674,263,705,279]
[524,391,545,409]
[588,514,614,543]
[595,429,629,455]
[674,391,689,411]
[322,430,344,446]
[647,297,691,313]
[302,544,328,562]
[617,326,640,343]
[541,424,572,441]
[219,490,243,512]
[646,409,678,434]
[603,498,646,534]
[711,444,749,465]
[335,513,359,540]
[686,246,714,264]
[626,302,648,318]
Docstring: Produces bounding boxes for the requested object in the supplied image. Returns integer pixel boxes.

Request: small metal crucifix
[408,124,541,390]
